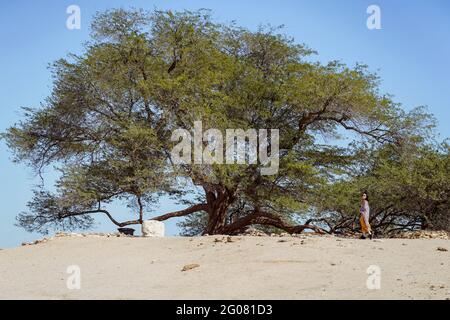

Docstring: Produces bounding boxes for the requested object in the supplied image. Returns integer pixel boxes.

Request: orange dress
[359,200,371,234]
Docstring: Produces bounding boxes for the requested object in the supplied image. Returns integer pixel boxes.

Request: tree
[311,141,449,234]
[2,9,432,235]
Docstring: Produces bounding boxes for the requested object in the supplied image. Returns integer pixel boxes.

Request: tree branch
[152,204,208,221]
[60,209,140,227]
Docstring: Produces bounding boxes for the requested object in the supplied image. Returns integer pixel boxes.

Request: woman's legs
[363,212,372,235]
[359,214,372,237]
[359,215,367,235]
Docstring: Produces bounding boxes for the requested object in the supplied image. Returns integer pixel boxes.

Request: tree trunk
[137,195,144,224]
[421,216,430,230]
[203,186,235,235]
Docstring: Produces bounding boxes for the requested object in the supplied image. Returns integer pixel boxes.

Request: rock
[69,233,84,237]
[22,237,52,246]
[226,236,234,243]
[240,229,268,237]
[142,220,165,237]
[253,231,268,237]
[35,238,47,244]
[244,226,258,233]
[181,263,200,272]
[214,236,235,243]
[437,247,448,252]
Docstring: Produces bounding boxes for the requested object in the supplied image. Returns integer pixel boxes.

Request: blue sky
[0,0,449,248]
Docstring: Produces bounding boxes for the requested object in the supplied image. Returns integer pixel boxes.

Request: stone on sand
[142,220,165,237]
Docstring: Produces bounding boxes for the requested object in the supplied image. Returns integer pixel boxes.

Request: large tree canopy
[2,9,435,235]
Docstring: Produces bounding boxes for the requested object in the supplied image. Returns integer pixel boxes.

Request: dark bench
[117,228,135,236]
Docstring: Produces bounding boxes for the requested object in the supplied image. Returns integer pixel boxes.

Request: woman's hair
[362,192,369,202]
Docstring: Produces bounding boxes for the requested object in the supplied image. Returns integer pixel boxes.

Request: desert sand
[0,234,449,300]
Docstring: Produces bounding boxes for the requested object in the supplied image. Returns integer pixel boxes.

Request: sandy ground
[0,235,449,300]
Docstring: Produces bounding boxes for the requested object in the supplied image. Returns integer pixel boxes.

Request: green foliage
[1,8,438,235]
[177,212,208,236]
[16,190,95,235]
[313,141,449,233]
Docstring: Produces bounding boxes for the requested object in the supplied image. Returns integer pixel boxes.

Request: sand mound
[1,235,449,299]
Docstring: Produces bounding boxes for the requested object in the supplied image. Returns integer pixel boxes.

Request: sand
[0,235,449,300]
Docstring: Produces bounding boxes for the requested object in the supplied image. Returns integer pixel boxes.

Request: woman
[359,192,373,239]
